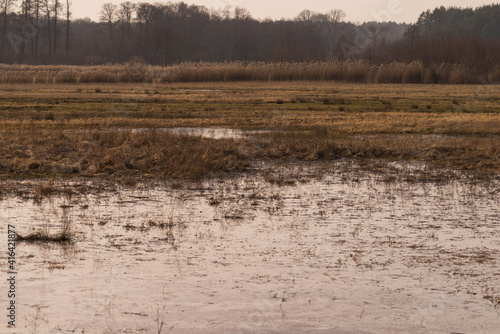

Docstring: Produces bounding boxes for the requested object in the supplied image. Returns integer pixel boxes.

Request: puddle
[66,127,269,139]
[1,163,500,333]
[145,127,260,139]
[179,89,225,93]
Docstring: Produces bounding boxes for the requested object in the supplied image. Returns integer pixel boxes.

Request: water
[67,127,270,139]
[1,163,499,333]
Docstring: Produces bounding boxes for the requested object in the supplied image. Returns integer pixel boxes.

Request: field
[1,81,500,333]
[1,82,500,183]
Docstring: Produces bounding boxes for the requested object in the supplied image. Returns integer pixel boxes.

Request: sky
[72,0,499,23]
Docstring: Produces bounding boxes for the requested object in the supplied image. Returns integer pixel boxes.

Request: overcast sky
[72,0,499,23]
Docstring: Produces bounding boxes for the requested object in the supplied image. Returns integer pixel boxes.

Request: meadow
[2,77,500,333]
[0,80,499,186]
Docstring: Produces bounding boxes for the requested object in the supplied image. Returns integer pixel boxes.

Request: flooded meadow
[2,161,500,334]
[1,82,500,333]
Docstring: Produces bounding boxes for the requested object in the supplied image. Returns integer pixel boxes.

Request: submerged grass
[16,230,72,243]
[16,224,73,244]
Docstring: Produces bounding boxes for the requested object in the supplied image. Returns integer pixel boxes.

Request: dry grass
[0,82,498,134]
[1,128,499,182]
[0,130,248,180]
[16,229,72,243]
[16,221,72,243]
[0,61,499,84]
[0,82,498,182]
[253,135,500,172]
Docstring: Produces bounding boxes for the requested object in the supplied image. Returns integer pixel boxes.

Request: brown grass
[253,135,500,172]
[0,61,499,84]
[0,130,248,181]
[16,229,72,243]
[0,82,498,134]
[16,219,73,244]
[0,82,498,183]
[1,128,499,183]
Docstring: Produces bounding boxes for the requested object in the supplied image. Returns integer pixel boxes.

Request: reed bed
[0,61,498,84]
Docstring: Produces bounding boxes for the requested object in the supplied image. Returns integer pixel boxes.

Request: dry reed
[0,61,499,84]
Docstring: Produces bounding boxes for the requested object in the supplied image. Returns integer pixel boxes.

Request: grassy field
[1,82,499,183]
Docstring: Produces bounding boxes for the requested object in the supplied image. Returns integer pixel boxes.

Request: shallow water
[1,163,500,334]
[152,127,258,139]
[67,127,269,139]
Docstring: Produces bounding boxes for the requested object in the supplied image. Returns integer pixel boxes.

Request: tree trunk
[35,0,39,60]
[0,3,9,62]
[53,0,58,53]
[46,1,52,63]
[66,0,70,56]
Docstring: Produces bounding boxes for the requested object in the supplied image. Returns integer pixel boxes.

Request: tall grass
[0,61,498,84]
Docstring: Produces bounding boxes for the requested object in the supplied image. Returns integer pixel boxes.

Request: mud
[1,162,499,334]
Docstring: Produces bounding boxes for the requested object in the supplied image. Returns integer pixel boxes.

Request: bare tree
[99,2,117,37]
[324,9,346,58]
[53,0,62,52]
[296,9,314,22]
[367,24,389,61]
[65,0,70,55]
[42,0,51,61]
[118,1,135,39]
[136,2,154,61]
[325,9,346,24]
[18,0,32,60]
[21,0,31,17]
[32,0,40,58]
[233,6,250,42]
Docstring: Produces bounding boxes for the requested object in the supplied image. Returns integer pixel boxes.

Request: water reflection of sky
[1,162,499,333]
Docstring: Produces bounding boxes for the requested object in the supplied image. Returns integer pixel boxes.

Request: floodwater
[1,162,500,334]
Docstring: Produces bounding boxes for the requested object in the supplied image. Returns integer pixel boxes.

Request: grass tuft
[16,225,73,244]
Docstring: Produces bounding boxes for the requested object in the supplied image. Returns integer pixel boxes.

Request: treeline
[374,5,500,79]
[0,0,72,63]
[0,1,499,82]
[1,1,407,64]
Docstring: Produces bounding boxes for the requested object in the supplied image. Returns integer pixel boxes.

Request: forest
[0,1,498,70]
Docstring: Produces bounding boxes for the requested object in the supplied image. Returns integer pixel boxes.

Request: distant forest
[0,1,499,68]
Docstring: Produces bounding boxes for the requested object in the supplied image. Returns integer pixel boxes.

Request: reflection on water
[1,163,500,334]
[67,127,269,139]
[147,127,252,139]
